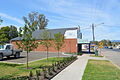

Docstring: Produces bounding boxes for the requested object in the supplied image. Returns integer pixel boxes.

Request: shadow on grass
[0,56,26,61]
[0,62,21,67]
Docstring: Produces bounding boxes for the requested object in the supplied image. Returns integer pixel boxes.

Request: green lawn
[82,60,120,80]
[0,57,64,79]
[90,55,103,57]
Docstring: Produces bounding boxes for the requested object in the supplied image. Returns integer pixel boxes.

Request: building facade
[11,27,83,53]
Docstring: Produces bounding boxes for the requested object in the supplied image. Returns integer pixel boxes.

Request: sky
[0,0,120,41]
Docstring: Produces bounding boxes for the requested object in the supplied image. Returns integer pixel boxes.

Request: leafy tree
[0,26,10,44]
[39,30,51,60]
[28,12,48,29]
[100,39,107,46]
[38,14,48,29]
[16,14,38,69]
[107,40,112,46]
[9,25,18,39]
[0,17,3,25]
[0,25,18,44]
[90,41,99,45]
[54,32,64,57]
[99,39,112,46]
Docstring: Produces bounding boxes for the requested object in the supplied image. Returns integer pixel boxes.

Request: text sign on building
[64,30,77,39]
[77,39,90,44]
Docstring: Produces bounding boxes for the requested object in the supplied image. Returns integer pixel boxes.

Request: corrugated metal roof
[11,27,78,41]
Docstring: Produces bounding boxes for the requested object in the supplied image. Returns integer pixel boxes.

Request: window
[0,45,4,49]
[6,45,11,50]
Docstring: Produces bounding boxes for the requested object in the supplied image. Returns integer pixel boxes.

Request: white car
[108,46,113,49]
[116,45,120,49]
[0,44,22,60]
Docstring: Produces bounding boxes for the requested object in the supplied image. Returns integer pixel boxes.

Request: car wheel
[14,52,20,58]
[0,54,3,61]
[7,56,10,59]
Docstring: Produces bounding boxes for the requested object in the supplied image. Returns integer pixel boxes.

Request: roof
[11,27,78,41]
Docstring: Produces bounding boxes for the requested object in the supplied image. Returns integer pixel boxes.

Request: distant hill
[111,40,120,42]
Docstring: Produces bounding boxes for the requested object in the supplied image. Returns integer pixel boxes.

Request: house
[11,27,89,53]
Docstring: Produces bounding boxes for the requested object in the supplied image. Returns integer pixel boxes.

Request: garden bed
[0,56,77,80]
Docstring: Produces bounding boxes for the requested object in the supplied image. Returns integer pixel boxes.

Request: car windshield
[0,45,4,49]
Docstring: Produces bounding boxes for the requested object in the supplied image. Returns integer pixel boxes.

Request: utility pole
[92,23,95,42]
[91,23,104,42]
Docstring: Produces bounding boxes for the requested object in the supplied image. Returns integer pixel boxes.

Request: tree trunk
[47,48,49,60]
[27,51,29,69]
[58,50,59,58]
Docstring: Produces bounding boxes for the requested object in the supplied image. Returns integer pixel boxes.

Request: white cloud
[1,0,120,40]
[0,12,24,25]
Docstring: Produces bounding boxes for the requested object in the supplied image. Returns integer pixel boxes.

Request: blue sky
[0,0,120,41]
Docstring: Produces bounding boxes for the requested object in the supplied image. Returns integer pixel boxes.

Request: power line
[103,25,120,28]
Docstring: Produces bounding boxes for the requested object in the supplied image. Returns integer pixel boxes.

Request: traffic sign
[99,42,103,48]
[99,46,103,48]
[99,42,103,46]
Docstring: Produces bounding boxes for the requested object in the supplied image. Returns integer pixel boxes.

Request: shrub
[77,53,83,55]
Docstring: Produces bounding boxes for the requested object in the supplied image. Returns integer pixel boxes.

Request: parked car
[104,46,108,48]
[116,45,120,49]
[108,46,113,49]
[0,44,22,60]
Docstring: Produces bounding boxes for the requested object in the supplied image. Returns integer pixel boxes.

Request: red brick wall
[11,39,77,53]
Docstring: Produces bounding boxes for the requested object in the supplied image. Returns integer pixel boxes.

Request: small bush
[77,53,83,55]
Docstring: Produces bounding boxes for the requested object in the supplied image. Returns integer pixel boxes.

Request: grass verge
[82,59,120,80]
[0,57,64,79]
[90,55,103,57]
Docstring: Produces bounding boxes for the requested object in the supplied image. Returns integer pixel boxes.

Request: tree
[107,40,112,46]
[0,26,10,44]
[0,17,3,25]
[90,41,99,45]
[16,14,38,69]
[9,25,18,39]
[54,32,64,57]
[100,39,107,46]
[39,30,51,60]
[100,39,112,46]
[28,12,48,29]
[0,25,18,44]
[38,14,48,29]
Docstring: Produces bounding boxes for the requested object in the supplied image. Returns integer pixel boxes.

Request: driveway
[0,51,71,64]
[102,49,120,68]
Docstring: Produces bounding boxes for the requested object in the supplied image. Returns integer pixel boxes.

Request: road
[0,51,71,64]
[108,48,120,52]
[102,49,120,68]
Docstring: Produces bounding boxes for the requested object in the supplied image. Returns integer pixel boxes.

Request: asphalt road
[102,49,120,68]
[0,51,71,64]
[108,48,120,52]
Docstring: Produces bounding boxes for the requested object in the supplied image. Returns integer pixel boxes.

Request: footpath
[51,54,107,80]
[51,54,89,80]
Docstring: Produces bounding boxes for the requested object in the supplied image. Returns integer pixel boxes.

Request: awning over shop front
[77,39,90,44]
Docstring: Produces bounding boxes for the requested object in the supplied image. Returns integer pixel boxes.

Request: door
[5,45,12,56]
[78,44,82,53]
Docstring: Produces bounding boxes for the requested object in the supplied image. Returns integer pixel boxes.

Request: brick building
[11,27,85,53]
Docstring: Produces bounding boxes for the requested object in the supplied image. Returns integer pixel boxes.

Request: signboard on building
[64,30,77,39]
